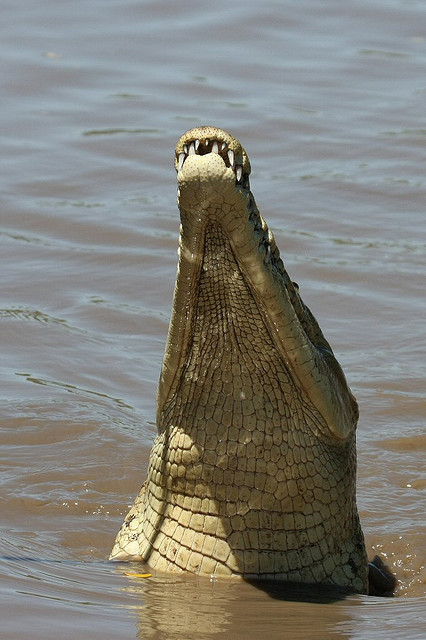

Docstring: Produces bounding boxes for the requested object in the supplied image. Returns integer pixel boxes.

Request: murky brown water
[1,0,425,637]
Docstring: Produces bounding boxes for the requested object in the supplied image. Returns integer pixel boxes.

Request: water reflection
[117,565,358,640]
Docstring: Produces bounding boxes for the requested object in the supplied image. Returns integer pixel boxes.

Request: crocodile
[110,126,394,595]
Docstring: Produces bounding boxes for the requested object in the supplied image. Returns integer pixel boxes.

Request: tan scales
[110,126,369,593]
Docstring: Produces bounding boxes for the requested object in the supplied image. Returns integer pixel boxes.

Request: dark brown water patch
[377,434,426,453]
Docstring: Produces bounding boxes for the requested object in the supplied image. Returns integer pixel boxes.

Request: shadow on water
[244,577,350,604]
[246,554,398,602]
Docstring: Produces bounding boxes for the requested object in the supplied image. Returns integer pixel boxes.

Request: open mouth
[176,136,248,187]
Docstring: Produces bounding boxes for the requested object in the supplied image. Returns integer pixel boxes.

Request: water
[1,0,425,637]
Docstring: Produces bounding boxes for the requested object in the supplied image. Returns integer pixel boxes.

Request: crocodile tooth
[264,245,271,264]
[188,142,196,155]
[194,139,200,151]
[236,165,243,182]
[212,141,219,153]
[183,144,188,154]
[227,149,235,167]
[178,153,186,170]
[205,139,209,146]
[221,142,227,150]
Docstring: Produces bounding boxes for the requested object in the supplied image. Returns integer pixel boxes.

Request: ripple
[82,128,163,137]
[358,49,411,58]
[381,129,426,137]
[14,373,133,410]
[0,308,71,328]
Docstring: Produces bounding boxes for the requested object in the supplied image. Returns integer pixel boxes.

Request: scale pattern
[110,127,368,593]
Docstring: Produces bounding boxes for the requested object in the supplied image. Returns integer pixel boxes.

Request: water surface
[1,1,425,638]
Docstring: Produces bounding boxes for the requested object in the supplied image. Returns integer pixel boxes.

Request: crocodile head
[159,125,358,440]
[111,126,367,593]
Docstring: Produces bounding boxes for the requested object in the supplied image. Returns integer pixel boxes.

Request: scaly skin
[110,126,368,593]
